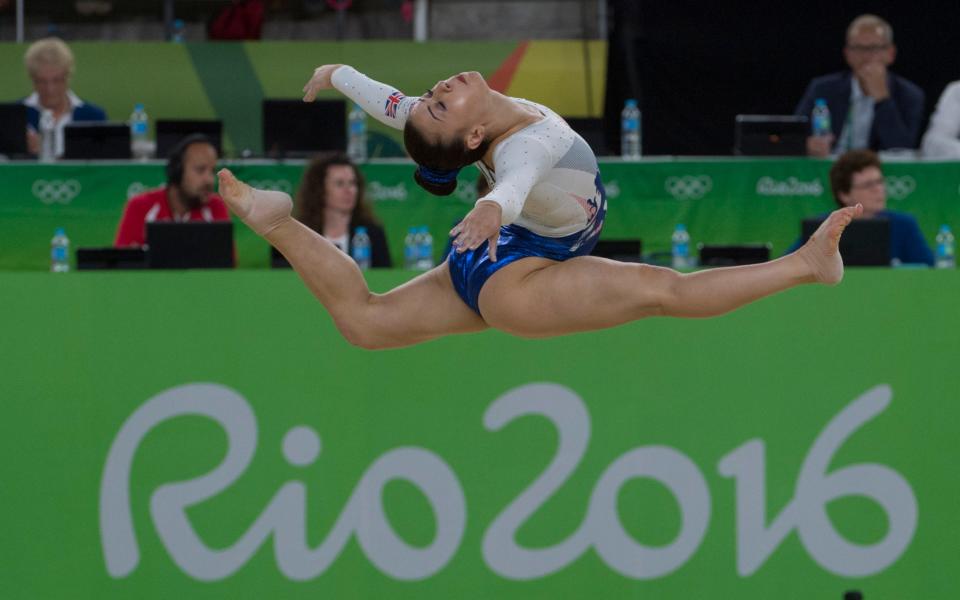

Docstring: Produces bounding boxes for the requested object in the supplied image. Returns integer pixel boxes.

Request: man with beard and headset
[114,134,229,247]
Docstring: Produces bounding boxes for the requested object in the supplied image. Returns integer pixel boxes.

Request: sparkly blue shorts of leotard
[447,172,607,315]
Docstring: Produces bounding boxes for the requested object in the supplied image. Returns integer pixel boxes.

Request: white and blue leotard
[332,66,607,314]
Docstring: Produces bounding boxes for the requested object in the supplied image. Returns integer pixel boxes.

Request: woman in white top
[217,64,861,349]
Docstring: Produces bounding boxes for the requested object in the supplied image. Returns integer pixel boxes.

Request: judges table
[1,157,958,270]
[0,269,957,599]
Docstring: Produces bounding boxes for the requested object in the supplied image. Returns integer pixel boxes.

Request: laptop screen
[0,103,28,156]
[63,122,131,159]
[801,216,891,266]
[262,99,346,158]
[146,221,234,269]
[734,115,808,156]
[156,120,223,158]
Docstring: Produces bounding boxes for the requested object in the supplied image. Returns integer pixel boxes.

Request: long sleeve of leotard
[331,66,416,131]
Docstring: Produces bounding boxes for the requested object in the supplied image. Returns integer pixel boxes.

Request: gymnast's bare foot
[217,168,292,237]
[798,203,863,285]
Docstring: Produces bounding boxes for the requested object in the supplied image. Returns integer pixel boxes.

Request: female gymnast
[217,64,861,349]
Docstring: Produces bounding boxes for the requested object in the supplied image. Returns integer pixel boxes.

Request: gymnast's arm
[481,133,557,225]
[302,64,415,131]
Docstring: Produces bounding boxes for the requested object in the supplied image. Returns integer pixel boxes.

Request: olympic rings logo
[664,175,713,200]
[247,180,293,194]
[884,176,916,200]
[32,179,81,205]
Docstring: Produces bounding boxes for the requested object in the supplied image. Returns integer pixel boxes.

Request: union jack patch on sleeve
[384,91,405,118]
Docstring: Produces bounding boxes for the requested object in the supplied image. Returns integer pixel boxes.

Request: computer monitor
[0,103,28,157]
[76,247,147,270]
[156,119,223,158]
[262,98,346,158]
[146,221,234,269]
[734,115,808,156]
[591,239,643,262]
[63,122,131,159]
[698,243,771,267]
[801,216,891,266]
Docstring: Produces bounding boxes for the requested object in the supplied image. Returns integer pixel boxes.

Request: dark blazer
[349,222,393,268]
[25,101,107,130]
[794,71,925,151]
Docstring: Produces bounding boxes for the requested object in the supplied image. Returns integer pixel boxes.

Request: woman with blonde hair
[22,37,106,157]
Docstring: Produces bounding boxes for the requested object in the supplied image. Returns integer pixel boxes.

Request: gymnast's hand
[450,200,503,261]
[303,64,345,102]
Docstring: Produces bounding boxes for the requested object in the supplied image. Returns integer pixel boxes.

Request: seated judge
[785,149,933,266]
[115,134,230,247]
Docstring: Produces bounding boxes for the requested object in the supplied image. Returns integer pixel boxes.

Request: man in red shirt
[114,134,230,247]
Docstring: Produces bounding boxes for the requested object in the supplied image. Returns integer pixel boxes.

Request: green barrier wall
[1,270,958,598]
[1,159,958,270]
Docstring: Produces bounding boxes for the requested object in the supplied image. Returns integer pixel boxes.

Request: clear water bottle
[351,226,371,270]
[671,223,691,270]
[620,98,641,160]
[416,225,434,271]
[39,109,56,162]
[935,224,955,269]
[812,98,832,137]
[129,103,150,160]
[347,102,368,163]
[403,226,418,270]
[170,18,186,42]
[51,227,70,273]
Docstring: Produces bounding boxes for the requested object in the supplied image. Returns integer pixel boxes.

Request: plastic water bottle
[51,227,70,273]
[416,225,434,271]
[39,109,56,162]
[129,103,150,160]
[351,226,371,270]
[935,225,955,269]
[812,98,832,137]
[347,102,368,163]
[671,223,691,269]
[620,98,641,160]
[170,18,186,42]
[403,227,418,270]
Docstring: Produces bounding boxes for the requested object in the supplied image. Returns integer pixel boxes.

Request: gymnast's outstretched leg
[477,204,863,338]
[218,169,487,348]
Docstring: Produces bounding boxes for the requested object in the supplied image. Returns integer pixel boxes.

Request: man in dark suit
[795,14,924,157]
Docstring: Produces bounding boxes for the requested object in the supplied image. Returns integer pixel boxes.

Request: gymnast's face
[409,71,491,149]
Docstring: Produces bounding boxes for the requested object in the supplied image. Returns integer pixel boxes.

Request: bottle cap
[134,103,144,111]
[625,98,638,108]
[54,227,65,236]
[676,223,686,230]
[814,98,827,106]
[355,226,367,234]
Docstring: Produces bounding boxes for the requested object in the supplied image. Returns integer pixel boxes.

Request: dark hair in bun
[404,120,491,196]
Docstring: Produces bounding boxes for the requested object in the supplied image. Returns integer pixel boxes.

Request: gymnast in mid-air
[217,64,861,349]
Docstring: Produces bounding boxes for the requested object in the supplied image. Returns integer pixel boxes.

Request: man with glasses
[784,150,933,266]
[794,15,924,158]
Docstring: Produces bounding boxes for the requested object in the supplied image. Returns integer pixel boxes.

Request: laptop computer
[155,119,223,158]
[76,247,147,270]
[0,103,28,157]
[146,221,234,269]
[734,115,808,156]
[801,216,891,266]
[262,98,346,158]
[63,122,131,159]
[591,239,643,262]
[699,244,771,267]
